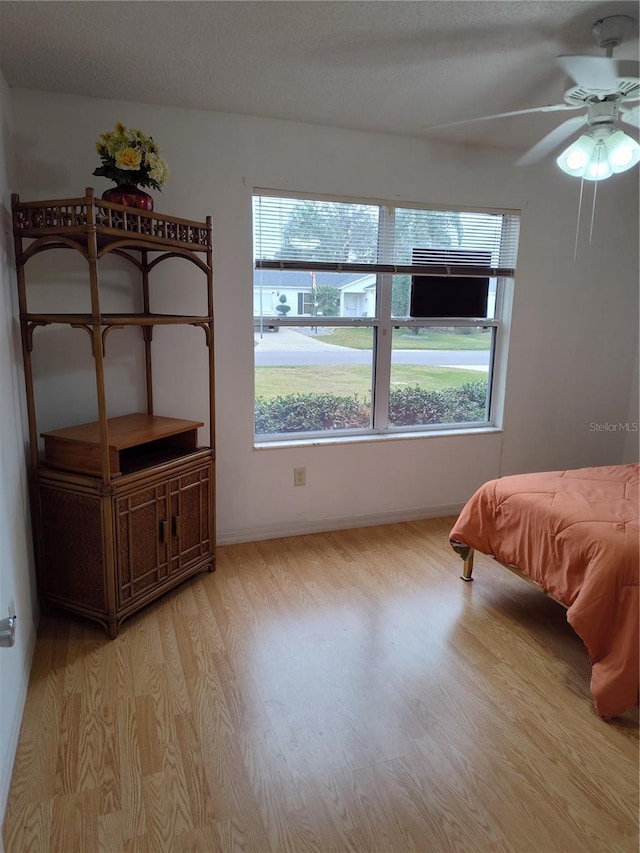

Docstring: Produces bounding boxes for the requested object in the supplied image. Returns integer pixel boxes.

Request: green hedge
[255,381,487,434]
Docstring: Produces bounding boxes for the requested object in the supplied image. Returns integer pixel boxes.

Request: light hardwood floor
[3,517,638,852]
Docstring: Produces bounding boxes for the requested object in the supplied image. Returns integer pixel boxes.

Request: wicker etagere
[12,188,216,638]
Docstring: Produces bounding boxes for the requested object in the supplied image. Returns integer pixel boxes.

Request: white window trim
[253,191,518,444]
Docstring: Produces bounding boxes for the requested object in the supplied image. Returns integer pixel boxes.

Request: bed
[449,463,639,719]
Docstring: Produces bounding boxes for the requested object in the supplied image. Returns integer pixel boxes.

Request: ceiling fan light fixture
[557,127,639,181]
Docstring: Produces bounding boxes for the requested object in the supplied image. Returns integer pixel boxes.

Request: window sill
[254,426,503,450]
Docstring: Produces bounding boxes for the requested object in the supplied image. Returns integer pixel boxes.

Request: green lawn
[255,365,486,400]
[308,326,492,350]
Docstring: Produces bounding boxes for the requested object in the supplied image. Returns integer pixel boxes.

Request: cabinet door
[115,482,169,607]
[169,463,213,575]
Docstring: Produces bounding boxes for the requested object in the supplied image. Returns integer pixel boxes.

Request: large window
[253,191,519,441]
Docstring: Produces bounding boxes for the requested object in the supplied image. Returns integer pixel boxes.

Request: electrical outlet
[293,466,306,487]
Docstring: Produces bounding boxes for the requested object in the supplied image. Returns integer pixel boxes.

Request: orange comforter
[450,464,639,718]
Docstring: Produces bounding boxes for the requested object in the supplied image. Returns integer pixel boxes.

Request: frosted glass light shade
[557,130,640,181]
[606,130,640,173]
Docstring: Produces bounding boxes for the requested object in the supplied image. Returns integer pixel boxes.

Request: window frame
[253,190,518,443]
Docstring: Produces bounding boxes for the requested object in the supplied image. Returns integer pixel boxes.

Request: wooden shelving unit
[12,188,216,638]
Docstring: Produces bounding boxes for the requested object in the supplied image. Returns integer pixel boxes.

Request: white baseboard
[216,503,464,545]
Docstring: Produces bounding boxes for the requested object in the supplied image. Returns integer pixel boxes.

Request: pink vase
[102,184,154,211]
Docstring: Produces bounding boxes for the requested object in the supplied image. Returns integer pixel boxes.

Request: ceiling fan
[427,15,640,181]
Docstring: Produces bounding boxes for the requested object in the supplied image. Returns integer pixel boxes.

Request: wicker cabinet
[12,188,216,637]
[114,457,213,609]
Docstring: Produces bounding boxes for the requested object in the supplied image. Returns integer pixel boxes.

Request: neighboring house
[253,269,376,318]
[339,275,376,317]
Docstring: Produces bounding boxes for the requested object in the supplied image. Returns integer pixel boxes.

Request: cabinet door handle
[159,520,168,543]
[172,515,181,538]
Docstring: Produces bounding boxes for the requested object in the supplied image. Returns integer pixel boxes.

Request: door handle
[172,515,181,538]
[159,519,168,543]
[0,615,16,648]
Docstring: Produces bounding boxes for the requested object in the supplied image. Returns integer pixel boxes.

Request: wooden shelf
[41,414,204,477]
[25,313,213,326]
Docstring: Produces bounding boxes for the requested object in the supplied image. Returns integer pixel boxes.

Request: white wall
[623,346,639,463]
[0,74,38,829]
[10,89,639,546]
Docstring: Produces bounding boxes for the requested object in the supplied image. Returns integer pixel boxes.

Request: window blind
[253,192,520,278]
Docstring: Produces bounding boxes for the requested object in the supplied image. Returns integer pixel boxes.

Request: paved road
[254,328,489,369]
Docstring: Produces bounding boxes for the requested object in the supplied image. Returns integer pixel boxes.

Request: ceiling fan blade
[556,55,619,90]
[423,103,579,132]
[621,105,640,129]
[516,115,588,166]
[615,59,640,82]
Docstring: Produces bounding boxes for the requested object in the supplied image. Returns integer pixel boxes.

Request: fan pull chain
[573,178,585,262]
[589,178,598,245]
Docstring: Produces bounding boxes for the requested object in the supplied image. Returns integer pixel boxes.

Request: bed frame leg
[451,542,474,582]
[461,550,474,582]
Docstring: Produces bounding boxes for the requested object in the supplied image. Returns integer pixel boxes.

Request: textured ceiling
[0,0,638,154]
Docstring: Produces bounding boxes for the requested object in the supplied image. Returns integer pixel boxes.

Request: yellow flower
[115,147,142,170]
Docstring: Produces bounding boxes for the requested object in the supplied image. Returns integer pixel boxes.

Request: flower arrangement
[93,122,169,191]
